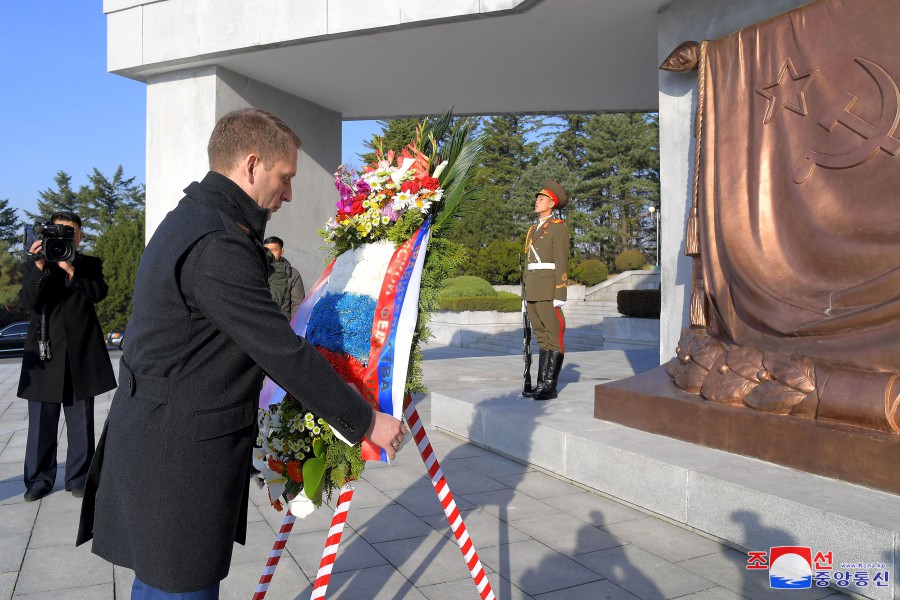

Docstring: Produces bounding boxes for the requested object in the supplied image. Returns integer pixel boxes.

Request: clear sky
[0,2,378,219]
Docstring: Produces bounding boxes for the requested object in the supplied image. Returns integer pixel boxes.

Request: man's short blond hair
[207,108,302,174]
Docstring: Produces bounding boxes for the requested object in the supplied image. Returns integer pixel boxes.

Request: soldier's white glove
[522,300,527,314]
[553,299,566,308]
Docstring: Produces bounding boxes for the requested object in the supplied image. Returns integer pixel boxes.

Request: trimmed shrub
[573,260,609,286]
[437,275,497,298]
[473,240,521,285]
[437,291,520,312]
[614,248,646,272]
[617,289,661,318]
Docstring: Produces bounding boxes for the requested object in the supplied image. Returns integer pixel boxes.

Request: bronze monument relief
[601,0,900,493]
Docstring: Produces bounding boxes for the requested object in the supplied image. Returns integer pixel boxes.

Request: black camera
[25,222,76,263]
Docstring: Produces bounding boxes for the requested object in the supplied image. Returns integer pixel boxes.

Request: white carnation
[328,240,396,297]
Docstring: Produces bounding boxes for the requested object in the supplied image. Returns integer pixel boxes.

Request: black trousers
[24,396,95,493]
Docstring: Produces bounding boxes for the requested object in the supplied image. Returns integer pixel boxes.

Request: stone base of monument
[594,366,900,495]
[431,371,900,600]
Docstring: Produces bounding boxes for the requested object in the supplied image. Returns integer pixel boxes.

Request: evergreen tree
[25,171,84,223]
[0,241,26,325]
[82,166,145,233]
[0,198,22,249]
[93,207,145,332]
[549,114,589,173]
[449,115,540,253]
[471,240,522,285]
[577,113,659,266]
[359,118,421,167]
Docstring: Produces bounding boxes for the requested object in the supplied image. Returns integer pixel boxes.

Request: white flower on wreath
[393,190,415,211]
[391,157,416,185]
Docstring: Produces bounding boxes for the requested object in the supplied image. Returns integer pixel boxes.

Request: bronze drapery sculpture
[663,0,900,433]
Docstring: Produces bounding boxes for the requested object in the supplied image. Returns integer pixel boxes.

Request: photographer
[17,211,116,502]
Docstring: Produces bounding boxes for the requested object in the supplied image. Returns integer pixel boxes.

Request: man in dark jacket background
[18,211,117,502]
[263,235,305,320]
[77,108,406,599]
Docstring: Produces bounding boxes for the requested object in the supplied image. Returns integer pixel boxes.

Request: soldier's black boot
[533,351,564,401]
[522,349,547,398]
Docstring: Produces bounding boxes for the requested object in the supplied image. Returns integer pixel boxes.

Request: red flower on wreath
[420,176,440,190]
[267,457,285,474]
[286,461,304,483]
[400,180,421,194]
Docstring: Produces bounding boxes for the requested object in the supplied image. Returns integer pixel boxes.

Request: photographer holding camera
[17,211,116,502]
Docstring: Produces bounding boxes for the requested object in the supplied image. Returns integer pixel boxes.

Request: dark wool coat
[17,254,116,403]
[77,172,374,593]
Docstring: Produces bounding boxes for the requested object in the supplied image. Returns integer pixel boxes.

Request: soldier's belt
[527,262,556,271]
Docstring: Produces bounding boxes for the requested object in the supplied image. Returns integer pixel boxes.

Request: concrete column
[145,65,341,289]
[655,0,811,363]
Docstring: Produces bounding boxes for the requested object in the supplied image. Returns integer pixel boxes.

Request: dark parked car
[107,329,125,349]
[0,321,29,356]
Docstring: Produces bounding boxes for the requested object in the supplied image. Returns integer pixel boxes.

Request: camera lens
[44,239,74,263]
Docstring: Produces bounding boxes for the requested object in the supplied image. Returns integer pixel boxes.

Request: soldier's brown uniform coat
[524,217,569,353]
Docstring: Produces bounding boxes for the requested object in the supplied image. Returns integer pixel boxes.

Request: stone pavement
[0,348,849,600]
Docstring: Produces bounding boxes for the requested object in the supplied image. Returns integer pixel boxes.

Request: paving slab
[15,544,113,596]
[511,512,626,556]
[421,507,533,550]
[347,504,435,545]
[0,573,15,600]
[11,583,115,600]
[286,526,387,578]
[321,564,427,600]
[573,544,719,600]
[476,538,603,597]
[373,530,493,588]
[420,575,533,600]
[533,579,642,600]
[602,516,726,563]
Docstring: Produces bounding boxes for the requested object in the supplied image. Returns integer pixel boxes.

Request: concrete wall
[104,0,529,74]
[584,270,660,303]
[428,311,521,347]
[603,317,660,350]
[214,68,341,289]
[144,66,341,289]
[656,0,812,364]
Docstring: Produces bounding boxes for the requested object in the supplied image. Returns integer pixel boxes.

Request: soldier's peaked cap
[536,179,567,209]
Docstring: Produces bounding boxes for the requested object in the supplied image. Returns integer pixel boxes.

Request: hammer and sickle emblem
[795,57,900,184]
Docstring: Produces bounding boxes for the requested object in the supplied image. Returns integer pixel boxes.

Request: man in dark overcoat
[77,108,406,598]
[17,211,116,501]
[522,180,570,401]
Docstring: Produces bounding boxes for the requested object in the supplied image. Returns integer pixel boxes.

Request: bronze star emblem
[758,58,817,124]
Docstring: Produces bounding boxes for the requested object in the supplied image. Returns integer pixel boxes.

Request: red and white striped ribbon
[310,482,356,600]
[403,403,496,600]
[252,510,297,600]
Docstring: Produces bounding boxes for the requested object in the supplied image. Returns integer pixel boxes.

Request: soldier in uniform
[522,179,569,400]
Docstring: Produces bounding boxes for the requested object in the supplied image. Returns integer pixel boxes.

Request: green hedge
[437,291,521,312]
[616,289,661,318]
[437,275,496,298]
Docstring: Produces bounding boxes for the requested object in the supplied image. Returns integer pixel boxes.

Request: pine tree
[82,166,145,233]
[25,171,85,223]
[359,118,421,167]
[0,199,22,249]
[93,207,145,332]
[578,113,659,266]
[448,115,541,253]
[0,241,26,325]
